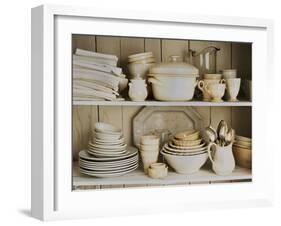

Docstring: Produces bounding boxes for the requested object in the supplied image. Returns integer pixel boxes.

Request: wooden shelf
[72,164,252,188]
[73,100,252,107]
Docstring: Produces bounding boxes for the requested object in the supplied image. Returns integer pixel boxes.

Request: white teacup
[198,79,225,101]
[205,83,226,102]
[226,78,241,101]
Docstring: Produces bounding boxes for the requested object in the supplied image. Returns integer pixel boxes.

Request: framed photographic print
[31,4,274,221]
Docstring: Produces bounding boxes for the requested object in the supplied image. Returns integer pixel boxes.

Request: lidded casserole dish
[148,56,199,101]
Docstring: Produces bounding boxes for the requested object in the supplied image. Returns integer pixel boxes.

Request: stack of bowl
[198,73,225,101]
[160,130,208,174]
[127,52,156,79]
[233,135,252,169]
[78,122,139,178]
[139,135,159,173]
[222,69,241,101]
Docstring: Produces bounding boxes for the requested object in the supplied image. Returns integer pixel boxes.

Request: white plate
[94,122,122,134]
[79,161,138,171]
[79,155,138,166]
[79,164,138,178]
[164,143,206,153]
[94,138,125,145]
[168,141,205,150]
[88,142,127,150]
[87,150,131,158]
[87,148,128,156]
[79,148,138,162]
[79,158,138,169]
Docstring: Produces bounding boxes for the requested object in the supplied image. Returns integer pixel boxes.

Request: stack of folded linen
[73,48,128,101]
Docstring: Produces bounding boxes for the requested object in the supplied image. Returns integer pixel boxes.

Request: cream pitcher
[207,142,235,175]
[128,79,148,101]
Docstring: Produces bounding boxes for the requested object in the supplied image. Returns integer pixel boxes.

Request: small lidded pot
[128,79,148,101]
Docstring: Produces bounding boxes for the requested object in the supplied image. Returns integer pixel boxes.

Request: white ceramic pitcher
[207,142,235,175]
[128,79,148,101]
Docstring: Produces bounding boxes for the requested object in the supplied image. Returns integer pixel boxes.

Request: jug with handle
[207,142,235,175]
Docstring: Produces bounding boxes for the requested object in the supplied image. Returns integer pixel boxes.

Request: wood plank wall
[72,35,252,163]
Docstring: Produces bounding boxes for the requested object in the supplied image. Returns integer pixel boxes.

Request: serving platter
[133,106,203,147]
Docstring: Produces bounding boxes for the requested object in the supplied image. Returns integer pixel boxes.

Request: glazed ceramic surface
[148,76,197,101]
[225,78,241,101]
[198,79,225,101]
[128,79,148,101]
[207,142,235,175]
[161,149,208,174]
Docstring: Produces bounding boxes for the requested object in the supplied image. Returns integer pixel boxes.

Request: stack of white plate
[78,122,139,177]
[233,135,252,169]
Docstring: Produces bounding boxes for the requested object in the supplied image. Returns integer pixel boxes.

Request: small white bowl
[141,135,159,145]
[128,52,153,59]
[95,122,121,134]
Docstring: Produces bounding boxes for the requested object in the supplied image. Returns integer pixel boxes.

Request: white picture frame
[31,4,274,221]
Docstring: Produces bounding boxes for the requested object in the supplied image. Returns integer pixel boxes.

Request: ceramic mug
[225,78,241,101]
[204,83,226,102]
[198,79,225,101]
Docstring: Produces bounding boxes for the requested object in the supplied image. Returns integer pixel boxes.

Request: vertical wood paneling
[161,39,188,62]
[120,37,145,75]
[72,34,96,53]
[99,106,123,130]
[231,42,252,137]
[193,107,211,128]
[210,107,232,129]
[96,36,124,130]
[72,106,92,159]
[96,36,121,66]
[145,38,161,62]
[231,42,252,79]
[72,35,97,160]
[122,106,143,146]
[231,107,252,137]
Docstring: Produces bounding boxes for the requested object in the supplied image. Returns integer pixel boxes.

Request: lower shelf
[72,162,252,189]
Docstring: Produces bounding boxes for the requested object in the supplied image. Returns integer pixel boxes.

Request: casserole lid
[149,55,199,76]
